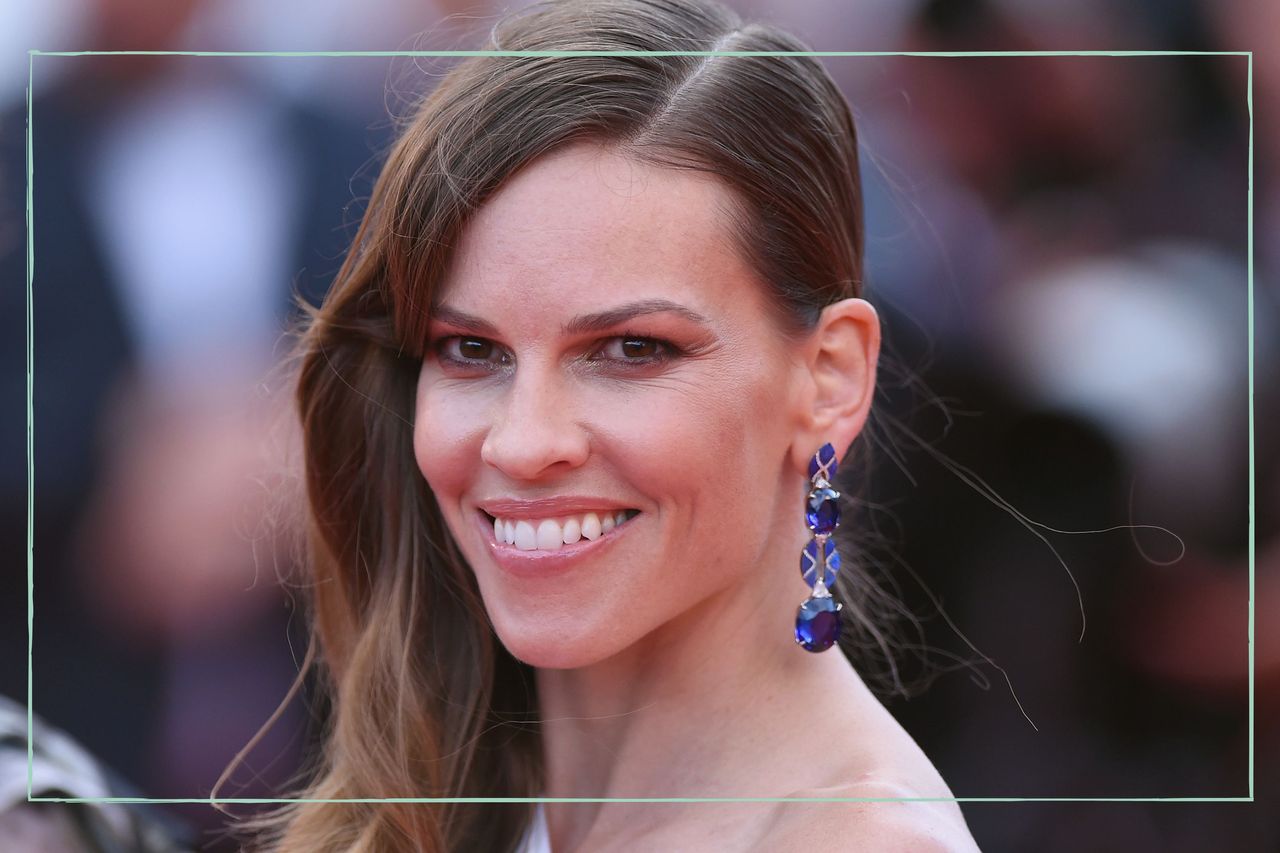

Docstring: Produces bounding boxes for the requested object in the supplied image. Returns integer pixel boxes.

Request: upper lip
[478,496,638,519]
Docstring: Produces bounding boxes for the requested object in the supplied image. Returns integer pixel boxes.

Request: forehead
[440,142,761,312]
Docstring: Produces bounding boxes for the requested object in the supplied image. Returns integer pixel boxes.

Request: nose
[480,362,589,480]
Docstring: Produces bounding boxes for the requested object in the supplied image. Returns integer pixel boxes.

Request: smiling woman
[226,0,979,850]
[415,142,828,674]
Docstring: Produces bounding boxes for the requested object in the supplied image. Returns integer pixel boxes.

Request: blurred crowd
[1,0,1273,850]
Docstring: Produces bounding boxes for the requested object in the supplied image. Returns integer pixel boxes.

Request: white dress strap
[515,801,552,853]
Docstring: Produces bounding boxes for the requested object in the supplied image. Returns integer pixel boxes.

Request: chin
[492,617,620,670]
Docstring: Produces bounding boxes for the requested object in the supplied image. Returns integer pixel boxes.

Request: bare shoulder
[752,778,981,853]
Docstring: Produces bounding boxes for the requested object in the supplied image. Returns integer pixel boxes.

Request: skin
[413,141,977,851]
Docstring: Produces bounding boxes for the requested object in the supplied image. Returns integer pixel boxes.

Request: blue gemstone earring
[795,442,843,653]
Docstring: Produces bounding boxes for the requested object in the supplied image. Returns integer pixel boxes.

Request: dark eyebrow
[430,305,499,336]
[561,299,711,335]
[430,299,711,337]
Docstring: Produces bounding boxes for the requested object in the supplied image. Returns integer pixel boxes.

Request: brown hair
[230,0,895,849]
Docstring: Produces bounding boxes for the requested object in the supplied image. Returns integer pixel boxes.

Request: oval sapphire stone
[795,596,842,653]
[805,486,841,535]
[800,538,841,588]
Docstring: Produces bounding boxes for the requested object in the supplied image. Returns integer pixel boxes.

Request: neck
[533,518,880,839]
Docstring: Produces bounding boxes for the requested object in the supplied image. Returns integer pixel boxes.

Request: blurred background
[0,0,1272,850]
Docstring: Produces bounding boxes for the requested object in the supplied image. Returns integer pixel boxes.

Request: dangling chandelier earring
[795,442,843,653]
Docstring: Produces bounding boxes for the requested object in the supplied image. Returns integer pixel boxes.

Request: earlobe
[789,298,880,476]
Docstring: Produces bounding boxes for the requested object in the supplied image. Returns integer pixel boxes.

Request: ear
[789,298,880,477]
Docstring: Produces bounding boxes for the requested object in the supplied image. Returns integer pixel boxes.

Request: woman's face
[413,142,810,669]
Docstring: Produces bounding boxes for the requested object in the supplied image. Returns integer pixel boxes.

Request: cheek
[412,375,480,506]
[602,363,785,511]
[598,385,728,488]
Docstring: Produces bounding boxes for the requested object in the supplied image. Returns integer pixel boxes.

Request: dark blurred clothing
[0,63,379,796]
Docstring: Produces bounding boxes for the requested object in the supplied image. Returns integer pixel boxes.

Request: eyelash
[432,331,682,372]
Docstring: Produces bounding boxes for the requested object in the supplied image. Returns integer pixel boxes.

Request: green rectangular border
[25,48,1254,805]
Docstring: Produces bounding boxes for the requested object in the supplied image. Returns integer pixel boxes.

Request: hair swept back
[223,1,899,849]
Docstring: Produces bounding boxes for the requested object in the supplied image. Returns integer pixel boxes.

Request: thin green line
[27,796,1258,804]
[27,49,1251,58]
[25,48,34,803]
[1246,51,1255,803]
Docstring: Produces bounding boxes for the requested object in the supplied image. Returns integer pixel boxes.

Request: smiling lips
[484,509,640,552]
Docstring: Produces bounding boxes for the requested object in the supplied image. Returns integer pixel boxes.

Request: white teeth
[536,520,563,550]
[489,509,635,550]
[514,520,537,551]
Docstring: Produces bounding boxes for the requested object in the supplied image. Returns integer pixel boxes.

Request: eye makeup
[430,332,685,372]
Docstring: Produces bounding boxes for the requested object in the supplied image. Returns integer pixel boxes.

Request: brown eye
[620,338,658,359]
[591,335,678,366]
[434,336,507,368]
[458,338,494,360]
